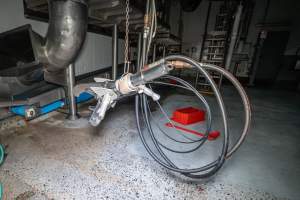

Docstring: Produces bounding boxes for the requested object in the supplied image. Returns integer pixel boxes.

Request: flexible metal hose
[200,63,251,158]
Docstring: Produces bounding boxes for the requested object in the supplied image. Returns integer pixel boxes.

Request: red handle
[165,123,220,141]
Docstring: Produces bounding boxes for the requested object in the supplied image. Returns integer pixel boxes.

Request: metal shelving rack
[195,31,227,93]
[195,3,233,94]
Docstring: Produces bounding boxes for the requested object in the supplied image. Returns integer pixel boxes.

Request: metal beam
[112,24,118,80]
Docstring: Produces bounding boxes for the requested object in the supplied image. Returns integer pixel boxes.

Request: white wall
[178,0,300,57]
[180,1,222,60]
[0,0,124,76]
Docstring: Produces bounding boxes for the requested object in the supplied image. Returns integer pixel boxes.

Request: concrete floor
[0,86,299,199]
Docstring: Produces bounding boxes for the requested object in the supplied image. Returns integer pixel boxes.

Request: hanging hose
[135,55,251,178]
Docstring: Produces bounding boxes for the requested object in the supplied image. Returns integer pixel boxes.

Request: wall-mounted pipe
[38,0,88,72]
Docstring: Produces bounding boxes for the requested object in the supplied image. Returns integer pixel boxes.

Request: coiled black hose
[135,55,251,178]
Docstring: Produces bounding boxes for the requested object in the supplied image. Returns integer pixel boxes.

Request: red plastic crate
[171,107,205,125]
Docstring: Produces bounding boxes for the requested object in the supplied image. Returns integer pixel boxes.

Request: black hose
[147,76,213,150]
[135,55,251,179]
[136,55,229,178]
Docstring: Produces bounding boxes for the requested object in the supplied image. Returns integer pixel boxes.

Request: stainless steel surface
[66,63,79,120]
[0,76,42,98]
[130,61,172,86]
[0,100,28,108]
[112,24,118,80]
[38,0,88,72]
[0,86,65,108]
[25,0,177,50]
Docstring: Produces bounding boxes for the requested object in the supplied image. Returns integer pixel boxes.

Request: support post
[162,45,166,58]
[66,63,79,120]
[152,43,157,62]
[112,24,118,80]
[225,3,243,72]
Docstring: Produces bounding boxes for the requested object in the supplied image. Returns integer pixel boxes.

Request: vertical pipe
[225,3,243,72]
[137,32,142,71]
[141,0,151,69]
[199,1,212,62]
[152,43,157,62]
[195,1,212,88]
[248,0,270,86]
[219,3,243,89]
[248,34,265,86]
[162,45,166,58]
[112,24,118,80]
[66,63,79,120]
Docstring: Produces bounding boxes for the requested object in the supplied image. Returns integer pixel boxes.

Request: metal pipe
[38,0,88,72]
[199,1,212,62]
[66,63,79,120]
[140,0,151,69]
[248,35,264,86]
[248,0,270,86]
[112,24,118,80]
[130,60,173,86]
[162,45,166,58]
[137,32,142,72]
[152,43,157,62]
[225,3,243,72]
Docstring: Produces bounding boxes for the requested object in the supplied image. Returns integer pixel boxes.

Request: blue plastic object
[0,144,4,200]
[10,92,94,118]
[0,144,4,165]
[0,183,2,200]
[76,92,94,103]
[40,100,65,114]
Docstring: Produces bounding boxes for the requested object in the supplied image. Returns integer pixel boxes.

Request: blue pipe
[0,144,4,200]
[10,92,94,117]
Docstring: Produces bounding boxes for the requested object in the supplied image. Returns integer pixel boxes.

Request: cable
[149,76,213,143]
[135,1,250,178]
[135,54,251,179]
[145,76,213,153]
[136,55,229,178]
